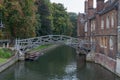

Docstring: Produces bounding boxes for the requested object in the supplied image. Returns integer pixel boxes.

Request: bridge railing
[78,40,96,52]
[0,40,10,48]
[15,35,96,54]
[15,35,81,53]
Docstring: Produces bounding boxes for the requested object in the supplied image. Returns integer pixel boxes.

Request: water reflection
[0,45,120,80]
[76,55,119,80]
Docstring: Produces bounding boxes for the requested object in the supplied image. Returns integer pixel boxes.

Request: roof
[98,0,119,15]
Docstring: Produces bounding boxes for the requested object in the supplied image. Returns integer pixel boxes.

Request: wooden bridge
[14,35,95,55]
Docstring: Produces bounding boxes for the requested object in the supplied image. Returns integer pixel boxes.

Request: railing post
[15,39,17,50]
[39,37,42,45]
[7,42,9,48]
[3,43,5,48]
[49,35,52,43]
[70,37,73,44]
[15,38,19,50]
[15,38,25,60]
[60,35,63,41]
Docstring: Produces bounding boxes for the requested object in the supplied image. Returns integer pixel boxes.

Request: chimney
[88,0,93,9]
[97,0,105,12]
[85,0,88,14]
[88,0,94,17]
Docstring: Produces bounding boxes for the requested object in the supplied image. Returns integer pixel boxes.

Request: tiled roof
[98,0,119,15]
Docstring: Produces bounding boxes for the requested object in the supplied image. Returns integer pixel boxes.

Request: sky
[50,0,108,13]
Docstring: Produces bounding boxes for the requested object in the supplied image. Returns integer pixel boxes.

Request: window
[91,37,95,43]
[91,20,95,31]
[85,33,87,36]
[111,13,114,27]
[101,17,104,29]
[100,37,103,47]
[106,16,110,28]
[91,21,93,32]
[109,36,114,50]
[85,22,87,32]
[103,37,105,47]
[100,37,107,48]
[93,21,95,31]
[104,37,107,48]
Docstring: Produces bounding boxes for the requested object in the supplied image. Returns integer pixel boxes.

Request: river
[0,45,120,80]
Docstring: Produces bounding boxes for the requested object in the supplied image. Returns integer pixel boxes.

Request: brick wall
[77,14,85,39]
[95,53,116,72]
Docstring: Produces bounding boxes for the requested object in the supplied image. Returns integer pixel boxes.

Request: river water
[0,45,120,80]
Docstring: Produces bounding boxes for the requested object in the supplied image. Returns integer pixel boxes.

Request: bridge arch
[15,35,95,56]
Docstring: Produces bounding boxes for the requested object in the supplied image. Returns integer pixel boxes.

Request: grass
[0,48,13,58]
[30,44,52,52]
[0,58,7,64]
[0,48,14,64]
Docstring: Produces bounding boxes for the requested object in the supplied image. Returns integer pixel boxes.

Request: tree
[0,0,75,39]
[2,0,38,39]
[68,12,78,37]
[52,3,73,36]
[36,0,53,36]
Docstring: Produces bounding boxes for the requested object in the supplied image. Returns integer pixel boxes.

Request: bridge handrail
[15,35,95,54]
[17,35,81,42]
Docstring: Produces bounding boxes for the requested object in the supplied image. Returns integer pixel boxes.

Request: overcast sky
[50,0,108,13]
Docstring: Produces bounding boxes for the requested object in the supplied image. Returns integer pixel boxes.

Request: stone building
[77,0,120,76]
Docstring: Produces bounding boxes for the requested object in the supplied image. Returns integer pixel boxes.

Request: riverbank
[0,48,19,73]
[0,44,60,73]
[0,48,14,63]
[25,44,60,60]
[0,52,18,73]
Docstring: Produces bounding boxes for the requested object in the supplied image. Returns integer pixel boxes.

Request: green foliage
[30,44,52,51]
[0,0,75,39]
[2,0,38,39]
[36,1,73,36]
[0,48,13,58]
[0,30,4,39]
[52,3,73,36]
[36,0,53,36]
[68,12,78,37]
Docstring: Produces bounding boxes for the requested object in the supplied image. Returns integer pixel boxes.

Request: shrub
[0,48,13,58]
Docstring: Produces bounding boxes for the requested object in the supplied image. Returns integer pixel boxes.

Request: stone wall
[0,53,18,73]
[116,58,120,76]
[95,53,116,73]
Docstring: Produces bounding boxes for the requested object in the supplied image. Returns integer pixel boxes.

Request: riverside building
[77,0,120,76]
